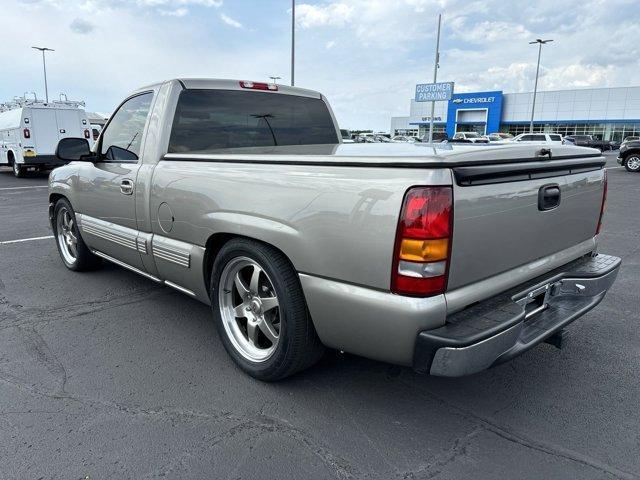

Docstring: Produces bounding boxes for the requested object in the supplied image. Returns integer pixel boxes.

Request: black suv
[617,139,640,172]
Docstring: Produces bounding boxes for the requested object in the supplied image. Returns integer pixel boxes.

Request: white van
[0,99,93,177]
[511,133,564,146]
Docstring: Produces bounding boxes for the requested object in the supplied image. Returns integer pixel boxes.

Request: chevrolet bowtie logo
[452,98,463,103]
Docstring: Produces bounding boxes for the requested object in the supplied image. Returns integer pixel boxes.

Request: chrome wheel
[56,206,78,265]
[626,156,640,171]
[218,257,280,362]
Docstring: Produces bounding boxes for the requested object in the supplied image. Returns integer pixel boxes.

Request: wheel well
[7,150,15,165]
[202,233,297,295]
[49,193,66,205]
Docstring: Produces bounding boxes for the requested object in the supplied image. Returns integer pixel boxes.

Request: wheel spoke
[68,217,74,231]
[249,265,261,294]
[246,321,258,345]
[234,272,249,297]
[261,296,279,312]
[258,318,279,344]
[233,304,247,318]
[68,241,77,258]
[68,231,77,244]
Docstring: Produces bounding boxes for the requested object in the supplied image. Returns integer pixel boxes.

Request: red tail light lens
[392,186,453,296]
[84,129,90,139]
[239,81,278,91]
[596,169,607,235]
[23,128,31,138]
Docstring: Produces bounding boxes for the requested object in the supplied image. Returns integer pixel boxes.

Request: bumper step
[414,254,621,377]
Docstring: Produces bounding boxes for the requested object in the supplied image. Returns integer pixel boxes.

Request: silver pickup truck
[49,78,620,381]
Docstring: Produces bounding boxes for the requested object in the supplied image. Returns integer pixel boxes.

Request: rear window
[168,89,339,153]
[549,134,562,141]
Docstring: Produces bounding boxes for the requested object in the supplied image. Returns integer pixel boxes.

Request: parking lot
[0,152,638,479]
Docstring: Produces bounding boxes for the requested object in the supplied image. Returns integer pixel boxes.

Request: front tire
[52,199,101,271]
[624,155,640,172]
[210,238,324,381]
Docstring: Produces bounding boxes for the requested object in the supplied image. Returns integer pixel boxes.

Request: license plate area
[518,284,551,320]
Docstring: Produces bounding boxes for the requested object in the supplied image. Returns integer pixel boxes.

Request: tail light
[84,129,90,139]
[239,81,278,91]
[391,186,453,296]
[596,169,608,235]
[23,128,31,138]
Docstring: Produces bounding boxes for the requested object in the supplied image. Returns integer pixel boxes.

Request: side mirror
[56,137,94,162]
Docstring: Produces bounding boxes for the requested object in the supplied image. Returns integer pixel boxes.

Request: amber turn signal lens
[399,238,448,262]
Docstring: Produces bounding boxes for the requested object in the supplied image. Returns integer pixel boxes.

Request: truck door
[56,109,90,147]
[75,92,154,270]
[31,108,60,156]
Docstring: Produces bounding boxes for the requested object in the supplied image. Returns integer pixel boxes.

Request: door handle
[538,184,561,211]
[120,179,134,195]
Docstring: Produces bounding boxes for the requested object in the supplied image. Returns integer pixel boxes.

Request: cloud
[159,7,188,16]
[137,0,222,6]
[296,3,354,28]
[69,17,94,34]
[220,13,242,28]
[450,19,531,43]
[325,40,336,50]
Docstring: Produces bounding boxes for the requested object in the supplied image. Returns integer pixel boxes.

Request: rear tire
[52,198,101,271]
[11,160,26,178]
[624,155,640,172]
[210,238,324,381]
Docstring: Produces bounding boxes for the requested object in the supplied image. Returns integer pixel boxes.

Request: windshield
[169,89,339,153]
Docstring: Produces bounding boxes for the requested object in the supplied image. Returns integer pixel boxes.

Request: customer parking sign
[415,82,454,102]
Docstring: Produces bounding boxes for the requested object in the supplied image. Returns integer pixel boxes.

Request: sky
[1,0,639,131]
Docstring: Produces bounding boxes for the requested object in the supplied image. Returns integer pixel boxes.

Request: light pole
[269,76,281,84]
[291,0,295,86]
[529,38,552,133]
[31,46,54,104]
[427,14,442,144]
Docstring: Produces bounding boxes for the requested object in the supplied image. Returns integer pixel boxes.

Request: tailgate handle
[538,184,561,211]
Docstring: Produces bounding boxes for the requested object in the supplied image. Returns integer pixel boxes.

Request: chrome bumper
[414,254,621,377]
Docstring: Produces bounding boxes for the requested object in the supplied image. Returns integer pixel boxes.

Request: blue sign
[446,91,503,137]
[415,82,454,102]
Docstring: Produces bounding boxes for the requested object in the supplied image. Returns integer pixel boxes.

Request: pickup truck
[564,135,613,152]
[49,78,620,381]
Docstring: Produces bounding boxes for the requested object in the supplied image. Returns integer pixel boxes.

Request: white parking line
[605,166,624,170]
[0,235,54,245]
[0,185,48,191]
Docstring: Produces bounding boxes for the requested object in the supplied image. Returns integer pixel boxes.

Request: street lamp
[31,46,55,104]
[269,76,282,84]
[291,0,295,86]
[529,38,553,133]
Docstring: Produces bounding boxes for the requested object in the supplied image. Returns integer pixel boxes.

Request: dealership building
[390,85,640,142]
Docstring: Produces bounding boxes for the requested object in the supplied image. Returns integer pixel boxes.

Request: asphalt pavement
[0,152,638,479]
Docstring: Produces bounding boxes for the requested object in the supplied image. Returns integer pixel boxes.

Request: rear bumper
[21,155,68,167]
[413,253,621,377]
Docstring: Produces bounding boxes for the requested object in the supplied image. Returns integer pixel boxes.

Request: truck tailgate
[447,158,605,290]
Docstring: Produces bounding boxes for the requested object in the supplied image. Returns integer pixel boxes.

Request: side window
[101,92,153,161]
[519,135,533,141]
[532,135,547,141]
[549,134,561,141]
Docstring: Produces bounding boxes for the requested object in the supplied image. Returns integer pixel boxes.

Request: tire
[11,160,26,178]
[625,155,640,172]
[52,198,101,271]
[210,238,324,381]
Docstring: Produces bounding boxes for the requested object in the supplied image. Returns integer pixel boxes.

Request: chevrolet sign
[452,96,496,104]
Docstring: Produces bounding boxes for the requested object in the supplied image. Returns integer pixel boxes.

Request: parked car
[487,132,513,142]
[511,133,564,145]
[563,136,577,146]
[418,132,449,143]
[0,98,93,177]
[340,129,354,143]
[449,132,489,143]
[391,135,418,143]
[617,139,640,172]
[621,136,639,147]
[564,135,612,152]
[49,78,619,381]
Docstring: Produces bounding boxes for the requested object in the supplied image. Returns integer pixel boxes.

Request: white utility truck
[0,97,93,177]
